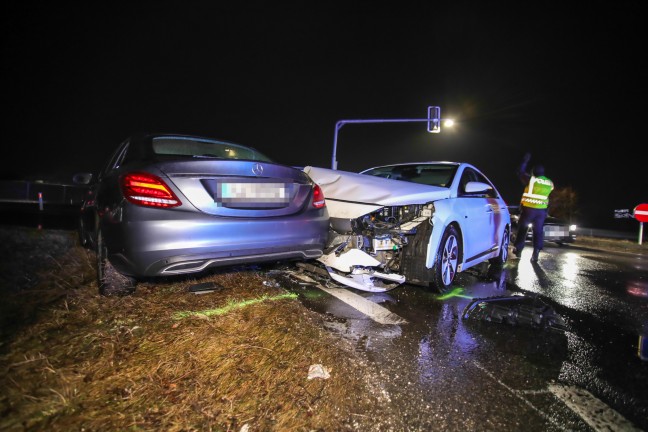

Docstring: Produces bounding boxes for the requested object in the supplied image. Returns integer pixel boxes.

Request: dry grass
[0,227,399,432]
[575,234,648,254]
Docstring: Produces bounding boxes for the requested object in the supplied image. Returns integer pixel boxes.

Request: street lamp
[331,106,453,170]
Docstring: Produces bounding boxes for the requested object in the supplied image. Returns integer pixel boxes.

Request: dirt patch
[0,226,403,431]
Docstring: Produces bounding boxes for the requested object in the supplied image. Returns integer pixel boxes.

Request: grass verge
[0,227,400,431]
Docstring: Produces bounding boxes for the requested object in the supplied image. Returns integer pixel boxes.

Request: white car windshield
[361,163,458,187]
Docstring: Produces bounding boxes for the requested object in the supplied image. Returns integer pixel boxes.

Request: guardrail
[0,180,88,213]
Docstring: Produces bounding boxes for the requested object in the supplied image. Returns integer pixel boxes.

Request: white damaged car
[303,162,511,293]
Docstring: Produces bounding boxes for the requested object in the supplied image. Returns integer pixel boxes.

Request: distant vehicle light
[569,224,577,231]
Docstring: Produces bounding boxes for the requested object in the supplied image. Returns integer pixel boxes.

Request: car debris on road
[462,294,567,331]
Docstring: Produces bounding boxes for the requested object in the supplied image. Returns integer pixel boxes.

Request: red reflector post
[121,172,181,208]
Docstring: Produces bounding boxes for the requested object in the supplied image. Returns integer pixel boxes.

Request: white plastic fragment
[307,364,330,380]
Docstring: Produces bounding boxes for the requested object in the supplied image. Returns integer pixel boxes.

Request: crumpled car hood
[303,166,451,206]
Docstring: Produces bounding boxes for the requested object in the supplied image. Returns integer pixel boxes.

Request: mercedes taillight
[121,172,181,208]
[312,184,326,209]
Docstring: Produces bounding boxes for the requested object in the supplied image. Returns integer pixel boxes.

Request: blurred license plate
[545,226,568,236]
[219,182,289,203]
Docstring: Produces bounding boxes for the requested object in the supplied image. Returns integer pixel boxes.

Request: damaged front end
[303,165,453,292]
[319,203,435,292]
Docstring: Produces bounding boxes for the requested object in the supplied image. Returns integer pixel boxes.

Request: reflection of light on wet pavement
[417,307,479,376]
[560,253,579,287]
[514,250,592,309]
[552,252,583,309]
[626,280,648,298]
[514,250,540,291]
[323,319,403,341]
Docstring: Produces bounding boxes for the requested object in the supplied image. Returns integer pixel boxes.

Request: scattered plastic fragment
[187,281,223,294]
[307,364,330,380]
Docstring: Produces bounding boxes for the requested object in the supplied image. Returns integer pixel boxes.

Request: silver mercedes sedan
[76,134,329,295]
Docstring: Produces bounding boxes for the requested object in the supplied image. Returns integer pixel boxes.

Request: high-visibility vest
[521,175,554,209]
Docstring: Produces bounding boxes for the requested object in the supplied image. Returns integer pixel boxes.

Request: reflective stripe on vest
[521,175,553,209]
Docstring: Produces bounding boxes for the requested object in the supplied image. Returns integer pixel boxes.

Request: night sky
[2,2,645,230]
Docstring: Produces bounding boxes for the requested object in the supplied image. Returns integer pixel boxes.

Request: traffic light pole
[330,106,442,170]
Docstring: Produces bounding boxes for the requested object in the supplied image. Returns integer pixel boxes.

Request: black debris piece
[462,295,566,331]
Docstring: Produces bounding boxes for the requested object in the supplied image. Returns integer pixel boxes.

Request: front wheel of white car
[489,228,510,267]
[430,225,460,293]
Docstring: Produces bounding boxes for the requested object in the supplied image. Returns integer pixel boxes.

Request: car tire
[489,229,510,267]
[96,229,136,296]
[430,225,460,293]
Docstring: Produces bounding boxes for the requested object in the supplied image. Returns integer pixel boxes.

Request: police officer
[512,152,554,262]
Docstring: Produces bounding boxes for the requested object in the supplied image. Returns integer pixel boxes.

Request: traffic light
[427,106,441,133]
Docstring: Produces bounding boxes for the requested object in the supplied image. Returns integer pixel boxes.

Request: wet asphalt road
[281,243,648,431]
